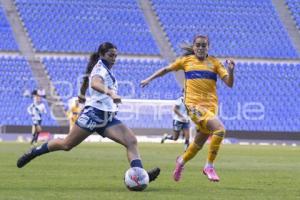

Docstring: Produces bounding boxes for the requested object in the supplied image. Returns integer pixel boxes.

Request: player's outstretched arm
[140,66,172,88]
[222,59,235,88]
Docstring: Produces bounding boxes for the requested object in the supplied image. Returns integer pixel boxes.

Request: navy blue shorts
[33,120,42,126]
[173,120,190,132]
[75,106,122,137]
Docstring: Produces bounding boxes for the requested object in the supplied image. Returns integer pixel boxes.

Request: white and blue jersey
[76,60,121,136]
[27,102,46,125]
[173,97,189,122]
[85,60,118,112]
[172,97,190,131]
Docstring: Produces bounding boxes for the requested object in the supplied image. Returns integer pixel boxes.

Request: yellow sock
[207,130,225,164]
[182,142,202,163]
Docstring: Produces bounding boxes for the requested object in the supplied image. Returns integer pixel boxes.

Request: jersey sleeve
[168,57,185,71]
[215,60,228,79]
[90,65,106,80]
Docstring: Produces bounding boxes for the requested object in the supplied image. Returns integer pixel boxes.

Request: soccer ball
[124,167,149,191]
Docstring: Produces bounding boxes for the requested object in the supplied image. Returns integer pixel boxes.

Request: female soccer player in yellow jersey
[140,35,235,182]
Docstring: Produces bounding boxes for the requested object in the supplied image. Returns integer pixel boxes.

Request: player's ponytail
[86,52,100,75]
[78,52,100,102]
[181,43,194,56]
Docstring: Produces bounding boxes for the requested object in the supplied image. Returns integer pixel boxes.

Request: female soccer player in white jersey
[27,90,47,145]
[17,42,160,183]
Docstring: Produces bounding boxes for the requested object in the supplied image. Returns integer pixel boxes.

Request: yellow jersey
[168,55,228,113]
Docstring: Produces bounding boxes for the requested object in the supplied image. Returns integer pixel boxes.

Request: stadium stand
[42,57,181,101]
[14,0,160,54]
[119,62,300,131]
[286,0,300,29]
[0,56,56,126]
[42,58,300,131]
[218,62,300,132]
[151,0,299,58]
[0,6,18,51]
[0,0,299,133]
[42,57,180,129]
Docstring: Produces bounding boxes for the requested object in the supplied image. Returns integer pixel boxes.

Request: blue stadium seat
[286,0,300,29]
[151,0,299,58]
[14,0,160,55]
[42,57,181,101]
[0,7,19,51]
[0,56,57,126]
[218,62,300,132]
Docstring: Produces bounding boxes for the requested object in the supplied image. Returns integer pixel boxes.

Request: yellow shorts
[186,105,218,134]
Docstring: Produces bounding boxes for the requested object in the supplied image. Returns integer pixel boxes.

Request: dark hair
[79,42,117,96]
[181,35,209,56]
[31,89,38,96]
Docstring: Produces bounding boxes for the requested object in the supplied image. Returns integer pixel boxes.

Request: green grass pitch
[0,142,299,200]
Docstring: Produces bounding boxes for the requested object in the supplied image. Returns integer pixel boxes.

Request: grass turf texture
[0,142,299,200]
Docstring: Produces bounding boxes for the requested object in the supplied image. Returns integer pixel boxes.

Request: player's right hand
[140,79,150,88]
[78,95,86,103]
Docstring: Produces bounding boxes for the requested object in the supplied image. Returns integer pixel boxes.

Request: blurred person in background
[66,98,82,131]
[161,92,190,151]
[27,90,47,145]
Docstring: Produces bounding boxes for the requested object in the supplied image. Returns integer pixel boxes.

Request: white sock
[177,156,184,165]
[205,162,214,168]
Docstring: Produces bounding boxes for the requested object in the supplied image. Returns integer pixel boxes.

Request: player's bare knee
[126,136,138,148]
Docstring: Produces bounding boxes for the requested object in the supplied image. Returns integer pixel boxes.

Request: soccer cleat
[161,133,168,144]
[17,148,36,168]
[147,167,161,182]
[173,157,184,182]
[202,166,220,182]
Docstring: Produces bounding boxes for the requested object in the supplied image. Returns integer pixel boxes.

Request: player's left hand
[225,59,235,72]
